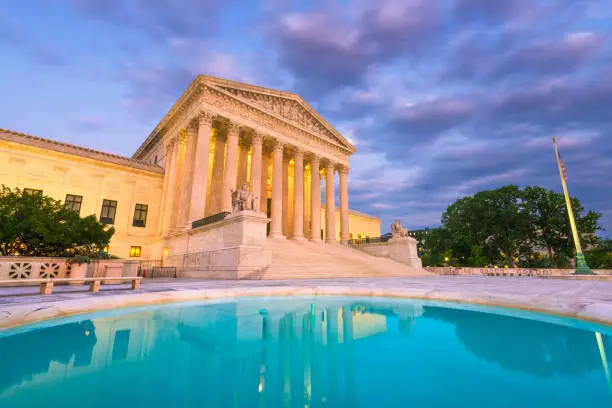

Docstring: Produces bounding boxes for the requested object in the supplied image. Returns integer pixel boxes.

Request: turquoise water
[0,297,611,407]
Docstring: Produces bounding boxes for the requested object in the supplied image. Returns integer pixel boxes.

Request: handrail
[191,212,231,229]
[346,235,392,246]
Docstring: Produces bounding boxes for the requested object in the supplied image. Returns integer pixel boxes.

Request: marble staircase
[245,238,431,279]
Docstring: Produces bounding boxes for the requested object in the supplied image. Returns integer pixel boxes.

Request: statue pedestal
[163,210,271,279]
[387,237,422,269]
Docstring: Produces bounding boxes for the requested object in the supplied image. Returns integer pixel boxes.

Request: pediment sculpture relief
[218,86,342,145]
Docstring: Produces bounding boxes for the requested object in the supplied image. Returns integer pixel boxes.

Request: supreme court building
[0,75,381,262]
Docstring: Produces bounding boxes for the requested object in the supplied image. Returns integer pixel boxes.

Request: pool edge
[1,285,611,331]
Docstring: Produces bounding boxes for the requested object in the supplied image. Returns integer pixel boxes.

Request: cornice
[0,128,164,175]
[131,77,205,160]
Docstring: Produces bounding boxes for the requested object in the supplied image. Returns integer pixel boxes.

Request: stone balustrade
[425,266,612,276]
[0,257,139,282]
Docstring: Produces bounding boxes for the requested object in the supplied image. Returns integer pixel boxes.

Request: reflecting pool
[0,297,611,407]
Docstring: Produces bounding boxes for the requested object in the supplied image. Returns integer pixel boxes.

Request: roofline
[321,206,380,221]
[132,75,356,159]
[0,128,164,175]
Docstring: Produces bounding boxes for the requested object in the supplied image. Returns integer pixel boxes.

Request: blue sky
[1,0,611,234]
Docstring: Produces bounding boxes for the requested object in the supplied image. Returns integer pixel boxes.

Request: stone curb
[1,285,611,331]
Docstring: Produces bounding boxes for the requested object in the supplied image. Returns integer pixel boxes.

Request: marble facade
[133,76,361,247]
[0,75,382,264]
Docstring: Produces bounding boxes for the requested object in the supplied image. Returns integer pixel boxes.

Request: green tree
[585,238,612,269]
[523,186,601,266]
[441,185,532,267]
[0,186,114,256]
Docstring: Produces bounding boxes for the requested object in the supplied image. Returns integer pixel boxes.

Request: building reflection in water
[1,300,610,406]
[0,320,97,393]
[173,300,421,408]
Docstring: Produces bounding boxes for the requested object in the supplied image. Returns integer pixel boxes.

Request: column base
[325,239,338,245]
[291,235,307,241]
[268,233,286,240]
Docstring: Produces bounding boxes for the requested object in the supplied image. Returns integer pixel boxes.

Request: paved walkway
[1,276,612,329]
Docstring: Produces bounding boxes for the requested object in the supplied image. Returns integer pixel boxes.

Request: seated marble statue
[231,183,258,213]
[391,220,409,238]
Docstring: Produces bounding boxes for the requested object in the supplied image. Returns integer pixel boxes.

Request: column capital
[310,154,320,166]
[325,160,335,172]
[272,139,285,152]
[227,120,241,135]
[338,165,350,175]
[293,146,304,158]
[251,130,264,145]
[164,136,178,151]
[199,110,216,125]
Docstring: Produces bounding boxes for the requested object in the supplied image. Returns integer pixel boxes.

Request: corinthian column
[325,162,336,244]
[221,121,240,212]
[310,156,321,241]
[237,137,250,188]
[292,148,305,240]
[178,127,197,227]
[162,136,180,233]
[339,165,350,243]
[208,132,226,215]
[269,140,285,238]
[189,111,214,224]
[250,131,263,211]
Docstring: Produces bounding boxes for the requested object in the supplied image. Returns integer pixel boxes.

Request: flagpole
[552,137,593,275]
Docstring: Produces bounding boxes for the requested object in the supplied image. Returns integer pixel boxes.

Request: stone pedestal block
[387,237,422,269]
[102,265,124,284]
[165,210,271,279]
[68,263,88,286]
[357,237,423,269]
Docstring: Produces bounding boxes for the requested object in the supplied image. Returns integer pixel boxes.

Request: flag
[558,150,568,181]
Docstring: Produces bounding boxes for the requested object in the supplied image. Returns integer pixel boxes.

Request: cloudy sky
[1,0,611,234]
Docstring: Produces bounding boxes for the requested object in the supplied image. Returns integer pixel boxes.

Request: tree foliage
[421,185,603,268]
[0,186,114,257]
[585,238,612,269]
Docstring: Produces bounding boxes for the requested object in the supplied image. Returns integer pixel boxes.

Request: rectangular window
[132,204,148,227]
[100,199,117,224]
[65,194,83,214]
[129,246,141,257]
[24,188,42,196]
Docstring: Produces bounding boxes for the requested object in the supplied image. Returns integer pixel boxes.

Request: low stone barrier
[0,256,139,284]
[425,267,612,276]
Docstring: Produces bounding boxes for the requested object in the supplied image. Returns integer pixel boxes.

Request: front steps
[243,238,431,280]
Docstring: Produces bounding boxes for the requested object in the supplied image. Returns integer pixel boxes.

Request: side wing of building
[0,130,165,259]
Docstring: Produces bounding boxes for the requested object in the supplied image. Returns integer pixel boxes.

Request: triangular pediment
[202,78,355,152]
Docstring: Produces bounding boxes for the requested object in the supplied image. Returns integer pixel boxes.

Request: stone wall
[354,237,422,269]
[0,257,139,281]
[425,266,612,276]
[164,210,271,279]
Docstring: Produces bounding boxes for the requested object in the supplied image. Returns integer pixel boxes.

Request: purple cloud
[68,0,221,39]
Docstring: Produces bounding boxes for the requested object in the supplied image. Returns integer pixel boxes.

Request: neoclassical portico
[134,75,356,244]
